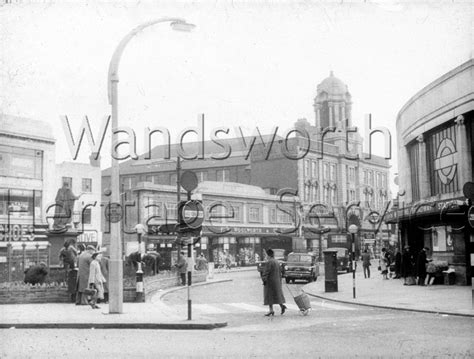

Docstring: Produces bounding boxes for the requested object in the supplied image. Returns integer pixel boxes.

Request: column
[328,103,334,127]
[417,134,430,199]
[341,105,346,127]
[315,104,321,128]
[334,103,340,127]
[455,115,472,188]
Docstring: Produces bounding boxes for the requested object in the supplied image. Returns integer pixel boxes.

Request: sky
[1,0,472,192]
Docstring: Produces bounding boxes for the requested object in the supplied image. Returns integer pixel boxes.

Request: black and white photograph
[0,1,473,358]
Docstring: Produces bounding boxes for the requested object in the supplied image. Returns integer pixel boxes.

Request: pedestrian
[379,248,389,280]
[225,252,232,271]
[76,245,95,305]
[88,251,106,309]
[195,254,208,271]
[394,248,402,279]
[261,248,286,316]
[401,245,416,285]
[175,251,187,285]
[59,239,78,301]
[361,249,371,278]
[99,251,109,303]
[416,247,430,286]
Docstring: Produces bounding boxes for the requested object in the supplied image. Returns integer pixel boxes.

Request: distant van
[330,247,351,273]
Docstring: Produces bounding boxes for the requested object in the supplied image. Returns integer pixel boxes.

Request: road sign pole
[187,241,192,320]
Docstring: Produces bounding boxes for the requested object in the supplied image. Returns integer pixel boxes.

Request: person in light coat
[88,251,106,309]
[75,245,95,305]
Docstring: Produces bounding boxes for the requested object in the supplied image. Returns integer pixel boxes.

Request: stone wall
[0,270,208,304]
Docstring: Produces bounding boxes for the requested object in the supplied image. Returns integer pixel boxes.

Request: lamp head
[170,21,196,32]
[134,223,147,235]
[348,224,358,234]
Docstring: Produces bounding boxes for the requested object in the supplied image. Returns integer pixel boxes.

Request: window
[348,167,356,182]
[122,176,137,190]
[304,160,310,177]
[408,142,420,201]
[369,171,374,186]
[165,202,177,220]
[145,199,162,219]
[228,204,241,222]
[196,171,208,182]
[363,170,368,185]
[311,161,317,177]
[248,206,261,222]
[0,188,42,218]
[330,164,336,181]
[324,163,330,180]
[330,188,337,205]
[82,178,92,193]
[82,208,91,224]
[270,208,277,223]
[62,177,72,188]
[304,184,310,202]
[170,174,177,186]
[277,208,292,224]
[216,169,230,182]
[0,145,43,179]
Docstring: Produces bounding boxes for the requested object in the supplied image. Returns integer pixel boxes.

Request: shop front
[386,197,472,285]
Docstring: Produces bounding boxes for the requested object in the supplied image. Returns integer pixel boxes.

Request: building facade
[102,73,392,260]
[390,59,473,285]
[0,114,56,281]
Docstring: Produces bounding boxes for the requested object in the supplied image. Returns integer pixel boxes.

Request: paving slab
[304,269,474,317]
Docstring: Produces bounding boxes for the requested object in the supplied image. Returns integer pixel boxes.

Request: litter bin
[323,249,339,292]
[442,269,455,285]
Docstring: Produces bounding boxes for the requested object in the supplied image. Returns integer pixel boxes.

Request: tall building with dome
[102,72,392,261]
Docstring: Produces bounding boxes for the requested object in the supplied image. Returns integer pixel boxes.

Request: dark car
[283,252,319,283]
[331,247,351,273]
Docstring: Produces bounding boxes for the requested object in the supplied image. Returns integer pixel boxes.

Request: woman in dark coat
[401,246,415,285]
[261,249,286,316]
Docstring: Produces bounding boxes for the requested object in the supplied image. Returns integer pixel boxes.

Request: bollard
[136,261,144,302]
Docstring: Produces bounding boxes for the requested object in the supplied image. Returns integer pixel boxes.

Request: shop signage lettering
[0,224,35,241]
[208,226,280,235]
[77,230,97,243]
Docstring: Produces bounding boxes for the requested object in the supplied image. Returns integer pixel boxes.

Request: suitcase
[285,283,312,315]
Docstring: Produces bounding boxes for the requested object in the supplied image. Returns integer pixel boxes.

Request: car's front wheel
[285,277,291,283]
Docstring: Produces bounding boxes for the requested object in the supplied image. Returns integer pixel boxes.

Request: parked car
[283,252,319,283]
[330,247,351,273]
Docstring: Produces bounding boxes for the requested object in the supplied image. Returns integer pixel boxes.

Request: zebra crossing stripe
[192,304,229,314]
[226,303,263,312]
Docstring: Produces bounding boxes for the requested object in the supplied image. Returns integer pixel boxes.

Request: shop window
[0,145,43,179]
[0,188,42,218]
[432,226,454,252]
[82,178,92,193]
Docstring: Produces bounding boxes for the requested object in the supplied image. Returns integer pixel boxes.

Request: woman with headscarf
[88,251,106,309]
[261,248,286,316]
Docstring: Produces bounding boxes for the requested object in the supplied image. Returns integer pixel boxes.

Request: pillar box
[323,249,339,292]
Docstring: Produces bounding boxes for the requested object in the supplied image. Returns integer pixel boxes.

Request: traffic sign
[181,171,198,192]
[105,203,122,223]
[179,200,204,229]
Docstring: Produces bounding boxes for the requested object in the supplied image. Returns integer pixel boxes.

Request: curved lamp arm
[107,17,194,104]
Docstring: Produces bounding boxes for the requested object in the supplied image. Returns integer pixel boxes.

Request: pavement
[1,265,472,330]
[303,265,474,318]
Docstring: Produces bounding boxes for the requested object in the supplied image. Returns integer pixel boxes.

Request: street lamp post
[107,18,195,314]
[348,224,358,299]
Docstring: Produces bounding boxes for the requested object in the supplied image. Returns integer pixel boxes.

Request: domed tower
[313,71,352,129]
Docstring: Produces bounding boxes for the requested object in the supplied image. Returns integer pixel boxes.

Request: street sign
[463,182,474,200]
[105,203,122,223]
[181,171,198,192]
[468,206,474,229]
[180,200,204,229]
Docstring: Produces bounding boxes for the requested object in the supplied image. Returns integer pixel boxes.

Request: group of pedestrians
[59,240,108,309]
